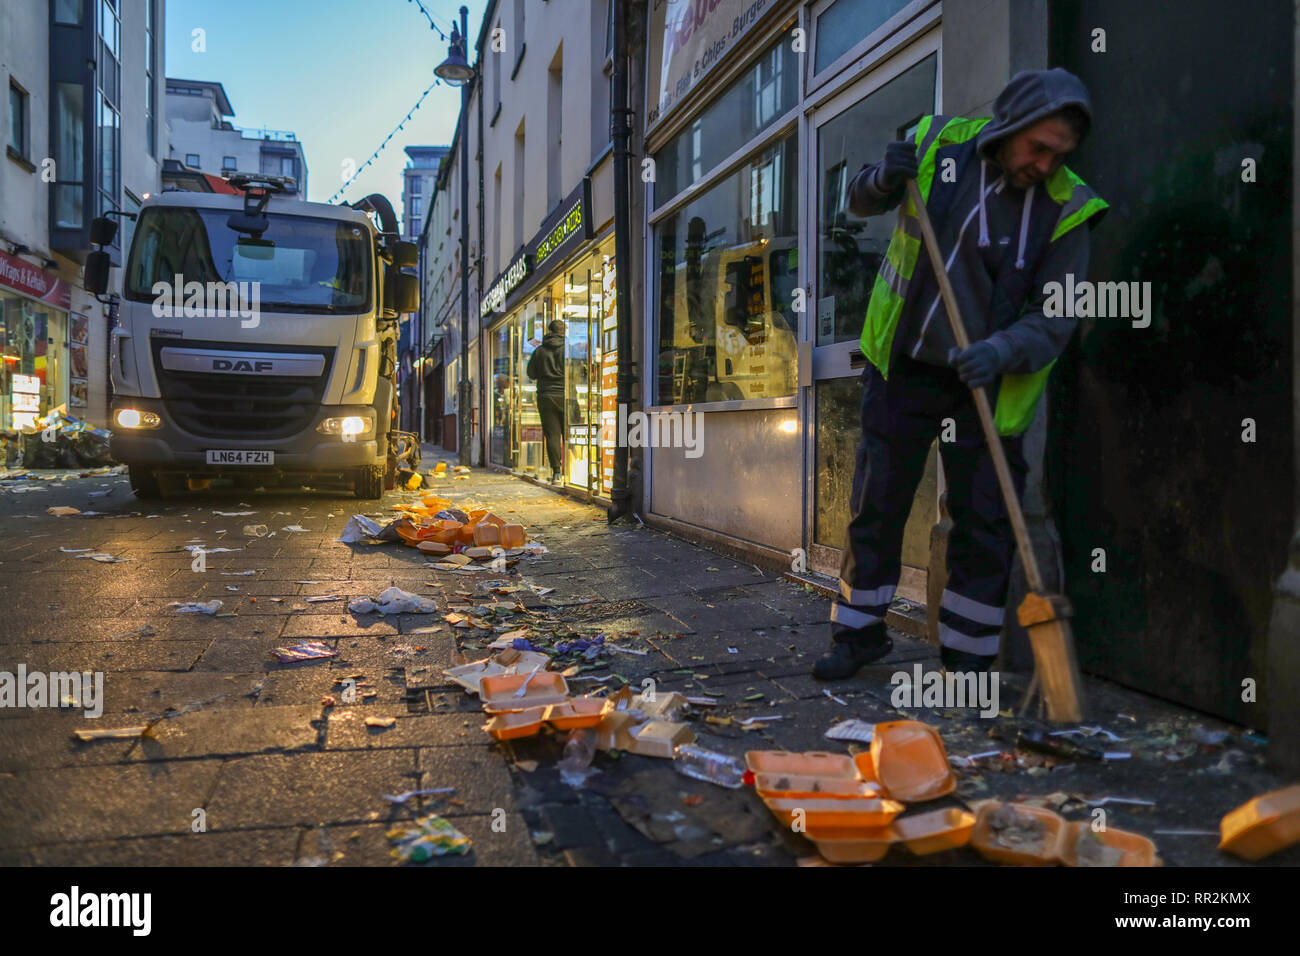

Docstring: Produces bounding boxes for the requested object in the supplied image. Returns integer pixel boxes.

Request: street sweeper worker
[813,67,1108,681]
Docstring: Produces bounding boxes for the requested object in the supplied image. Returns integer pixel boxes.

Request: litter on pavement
[386,814,471,862]
[348,586,437,615]
[269,640,338,663]
[171,600,222,614]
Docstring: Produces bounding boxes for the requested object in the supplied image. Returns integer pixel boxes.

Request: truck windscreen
[123,207,371,314]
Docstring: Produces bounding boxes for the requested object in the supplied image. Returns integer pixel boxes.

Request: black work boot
[813,623,893,680]
[939,645,997,674]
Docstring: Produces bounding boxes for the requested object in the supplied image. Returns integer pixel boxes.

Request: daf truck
[83,173,418,499]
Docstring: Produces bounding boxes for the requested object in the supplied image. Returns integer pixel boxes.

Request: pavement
[0,449,1296,867]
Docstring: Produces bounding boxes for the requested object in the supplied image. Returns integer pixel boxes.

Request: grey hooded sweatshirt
[848,68,1099,374]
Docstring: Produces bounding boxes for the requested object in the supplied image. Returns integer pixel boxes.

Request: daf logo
[212,359,273,372]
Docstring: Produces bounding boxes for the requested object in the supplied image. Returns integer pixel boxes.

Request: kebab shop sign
[0,248,72,310]
[647,0,779,126]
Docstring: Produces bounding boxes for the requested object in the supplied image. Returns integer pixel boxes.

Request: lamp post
[435,6,475,466]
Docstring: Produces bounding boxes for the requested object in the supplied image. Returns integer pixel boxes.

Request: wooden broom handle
[905,178,1044,594]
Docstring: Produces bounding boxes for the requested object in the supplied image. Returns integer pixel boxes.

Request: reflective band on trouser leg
[938,589,1005,656]
[831,602,885,630]
[940,588,1005,626]
[938,622,1001,657]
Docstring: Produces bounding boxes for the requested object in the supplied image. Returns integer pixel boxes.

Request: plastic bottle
[673,744,746,789]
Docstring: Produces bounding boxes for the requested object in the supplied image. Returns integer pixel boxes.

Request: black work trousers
[537,392,565,477]
[832,353,1028,658]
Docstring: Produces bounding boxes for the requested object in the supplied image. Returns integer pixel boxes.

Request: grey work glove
[948,342,1005,390]
[877,140,919,191]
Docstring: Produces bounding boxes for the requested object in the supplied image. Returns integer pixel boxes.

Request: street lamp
[436,7,475,466]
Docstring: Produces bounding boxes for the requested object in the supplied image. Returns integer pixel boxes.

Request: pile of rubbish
[9,410,113,469]
[337,494,540,573]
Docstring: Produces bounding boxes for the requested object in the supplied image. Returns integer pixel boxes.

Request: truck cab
[85,174,417,499]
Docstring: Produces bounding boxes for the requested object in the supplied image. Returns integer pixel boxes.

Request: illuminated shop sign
[480,253,530,318]
[535,199,584,269]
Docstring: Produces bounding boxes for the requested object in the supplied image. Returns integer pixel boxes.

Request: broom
[905,178,1085,722]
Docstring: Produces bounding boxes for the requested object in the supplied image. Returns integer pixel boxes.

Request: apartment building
[165,78,309,195]
[1,0,165,431]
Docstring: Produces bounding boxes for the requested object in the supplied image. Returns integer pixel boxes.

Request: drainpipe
[607,0,636,523]
[477,35,488,469]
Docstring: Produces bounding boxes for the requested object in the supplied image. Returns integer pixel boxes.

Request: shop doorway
[805,36,939,602]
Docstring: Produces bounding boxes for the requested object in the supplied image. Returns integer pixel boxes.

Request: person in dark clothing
[813,68,1108,681]
[527,319,567,482]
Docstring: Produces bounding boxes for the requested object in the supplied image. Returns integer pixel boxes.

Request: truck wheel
[128,466,163,499]
[354,465,384,500]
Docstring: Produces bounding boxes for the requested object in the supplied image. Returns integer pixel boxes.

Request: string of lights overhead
[326,79,440,205]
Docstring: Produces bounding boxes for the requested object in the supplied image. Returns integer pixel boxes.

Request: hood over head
[976,67,1092,163]
[969,68,1092,269]
[542,332,566,348]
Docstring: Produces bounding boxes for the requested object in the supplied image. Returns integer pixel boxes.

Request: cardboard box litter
[625,720,696,758]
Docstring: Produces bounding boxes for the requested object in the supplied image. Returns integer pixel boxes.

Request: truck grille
[152,338,335,440]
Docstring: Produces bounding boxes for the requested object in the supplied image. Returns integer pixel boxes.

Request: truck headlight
[115,409,162,429]
[318,413,374,438]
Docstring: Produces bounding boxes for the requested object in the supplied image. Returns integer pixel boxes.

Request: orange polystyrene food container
[745,750,858,779]
[1060,821,1160,867]
[544,696,612,730]
[764,796,905,831]
[969,802,1067,866]
[482,706,547,740]
[810,826,897,863]
[753,772,879,801]
[894,807,977,855]
[480,672,569,712]
[1219,784,1300,861]
[860,720,956,802]
[473,523,502,547]
[501,524,527,548]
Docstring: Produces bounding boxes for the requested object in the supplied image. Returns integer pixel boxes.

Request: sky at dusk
[164,0,490,213]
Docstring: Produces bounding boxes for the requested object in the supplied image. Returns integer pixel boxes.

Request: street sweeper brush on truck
[83,173,419,499]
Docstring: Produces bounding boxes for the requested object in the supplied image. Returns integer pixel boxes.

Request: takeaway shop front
[0,248,77,438]
[483,178,619,501]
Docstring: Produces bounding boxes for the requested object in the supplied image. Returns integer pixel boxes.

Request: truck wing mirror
[390,240,418,269]
[83,250,111,295]
[89,216,118,246]
[386,272,419,314]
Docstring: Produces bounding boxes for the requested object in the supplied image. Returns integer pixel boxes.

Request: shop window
[653,37,797,208]
[655,134,799,406]
[814,0,916,74]
[816,52,936,345]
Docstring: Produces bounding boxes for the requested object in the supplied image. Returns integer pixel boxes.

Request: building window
[410,217,421,236]
[145,0,156,157]
[654,133,799,406]
[412,196,422,216]
[53,82,85,228]
[409,177,422,196]
[513,1,525,71]
[8,81,28,159]
[653,37,797,208]
[96,0,121,222]
[280,156,295,177]
[54,0,82,24]
[815,0,915,74]
[222,155,236,171]
[185,153,200,167]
